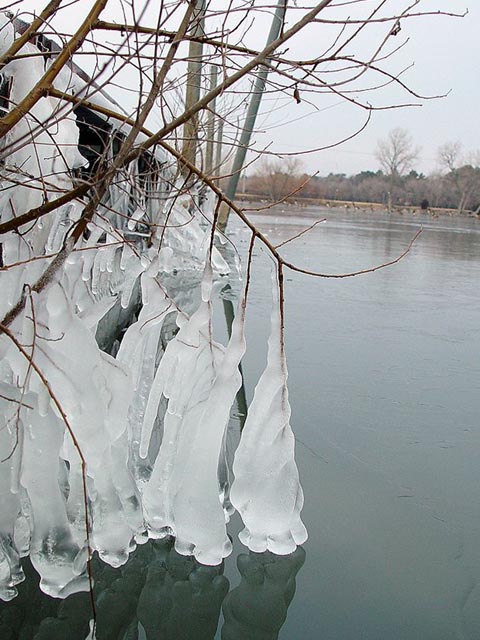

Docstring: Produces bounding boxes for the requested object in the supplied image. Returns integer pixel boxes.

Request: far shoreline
[235,194,480,221]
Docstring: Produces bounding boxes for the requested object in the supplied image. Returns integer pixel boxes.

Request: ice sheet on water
[230,269,307,555]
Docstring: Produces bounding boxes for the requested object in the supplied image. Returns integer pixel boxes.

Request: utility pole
[204,64,218,177]
[217,1,288,230]
[215,116,224,175]
[181,0,206,177]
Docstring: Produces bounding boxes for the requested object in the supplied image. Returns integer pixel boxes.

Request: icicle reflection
[0,539,305,640]
[222,547,306,640]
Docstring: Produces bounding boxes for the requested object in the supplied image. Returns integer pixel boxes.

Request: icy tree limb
[0,0,63,72]
[0,0,108,138]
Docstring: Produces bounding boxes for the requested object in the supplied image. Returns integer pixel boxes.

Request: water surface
[231,206,480,640]
[2,206,480,640]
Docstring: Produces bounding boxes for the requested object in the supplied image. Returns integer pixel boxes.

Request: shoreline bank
[235,194,480,220]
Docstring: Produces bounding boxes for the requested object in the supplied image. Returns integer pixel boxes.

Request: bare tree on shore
[437,142,480,214]
[376,127,420,212]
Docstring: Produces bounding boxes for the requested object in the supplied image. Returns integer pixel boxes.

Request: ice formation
[0,12,306,602]
[230,271,308,554]
[141,264,247,564]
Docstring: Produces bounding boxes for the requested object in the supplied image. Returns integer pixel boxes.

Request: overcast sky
[5,1,478,177]
[250,1,479,176]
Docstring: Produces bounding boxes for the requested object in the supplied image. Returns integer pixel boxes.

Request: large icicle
[230,269,307,555]
[21,402,90,598]
[30,284,143,570]
[140,265,223,542]
[142,263,247,564]
[0,389,25,602]
[172,264,247,564]
[117,265,172,483]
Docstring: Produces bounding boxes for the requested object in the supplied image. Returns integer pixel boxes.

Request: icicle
[140,286,221,540]
[120,249,145,309]
[230,268,308,555]
[45,205,74,254]
[127,205,147,231]
[81,224,105,282]
[142,264,247,564]
[0,389,27,601]
[28,284,144,567]
[117,272,170,483]
[171,266,248,564]
[21,402,89,598]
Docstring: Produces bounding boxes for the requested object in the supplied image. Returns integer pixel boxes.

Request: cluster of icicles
[0,12,306,602]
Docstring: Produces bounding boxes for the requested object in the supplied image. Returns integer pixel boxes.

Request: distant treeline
[245,166,480,214]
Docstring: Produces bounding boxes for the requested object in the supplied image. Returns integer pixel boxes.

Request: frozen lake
[2,205,480,639]
[227,205,480,640]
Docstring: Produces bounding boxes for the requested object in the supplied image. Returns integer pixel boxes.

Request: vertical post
[205,64,218,176]
[181,0,206,176]
[215,116,224,175]
[218,1,288,230]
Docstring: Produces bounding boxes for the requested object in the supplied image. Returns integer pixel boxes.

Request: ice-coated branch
[0,0,109,138]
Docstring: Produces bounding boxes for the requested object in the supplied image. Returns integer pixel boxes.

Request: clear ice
[0,11,307,601]
[230,270,308,554]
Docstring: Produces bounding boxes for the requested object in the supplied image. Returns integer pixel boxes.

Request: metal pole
[215,116,224,174]
[205,64,218,176]
[181,0,206,176]
[218,0,288,229]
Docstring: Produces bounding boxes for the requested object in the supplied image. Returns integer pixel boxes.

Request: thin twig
[274,219,326,249]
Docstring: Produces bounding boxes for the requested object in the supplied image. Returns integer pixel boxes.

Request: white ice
[0,11,307,601]
[230,269,308,554]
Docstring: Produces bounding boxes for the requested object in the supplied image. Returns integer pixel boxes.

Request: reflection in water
[0,538,305,639]
[135,542,228,640]
[222,548,306,640]
[0,556,91,639]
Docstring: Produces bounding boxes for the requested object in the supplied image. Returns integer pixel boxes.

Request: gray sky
[6,1,478,177]
[250,2,479,176]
